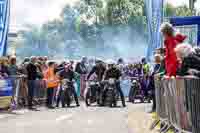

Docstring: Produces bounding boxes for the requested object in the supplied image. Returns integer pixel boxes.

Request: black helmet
[95,58,102,64]
[118,58,123,64]
[141,57,146,63]
[24,57,30,63]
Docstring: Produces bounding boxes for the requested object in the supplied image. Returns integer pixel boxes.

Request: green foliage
[175,5,193,16]
[164,3,194,17]
[17,0,196,58]
[164,3,176,17]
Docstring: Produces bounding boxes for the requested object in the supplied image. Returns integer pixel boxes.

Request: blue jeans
[27,80,35,107]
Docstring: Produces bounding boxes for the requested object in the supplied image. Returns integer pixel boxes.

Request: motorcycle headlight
[132,80,137,84]
[90,82,95,86]
[109,79,115,84]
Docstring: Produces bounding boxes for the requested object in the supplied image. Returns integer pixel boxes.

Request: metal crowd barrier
[185,77,200,133]
[154,76,194,133]
[0,75,48,109]
[154,76,167,122]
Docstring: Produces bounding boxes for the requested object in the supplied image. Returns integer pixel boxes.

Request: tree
[17,25,48,56]
[175,5,193,16]
[164,3,176,17]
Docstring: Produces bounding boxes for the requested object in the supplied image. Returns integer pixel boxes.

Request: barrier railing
[153,76,200,133]
[0,75,47,109]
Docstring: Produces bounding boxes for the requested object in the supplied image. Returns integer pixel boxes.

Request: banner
[0,79,12,97]
[145,0,163,60]
[0,0,10,56]
[0,79,12,108]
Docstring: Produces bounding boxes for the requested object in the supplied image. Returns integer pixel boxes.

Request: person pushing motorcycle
[102,60,126,107]
[87,59,106,105]
[57,64,80,107]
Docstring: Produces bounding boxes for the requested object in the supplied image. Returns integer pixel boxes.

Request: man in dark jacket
[26,56,38,110]
[103,61,126,107]
[75,57,88,74]
[87,60,106,81]
[87,60,106,105]
[57,64,80,107]
[75,57,88,97]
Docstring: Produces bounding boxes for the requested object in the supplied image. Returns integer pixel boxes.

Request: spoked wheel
[131,88,138,103]
[128,87,134,102]
[65,89,72,107]
[113,99,117,107]
[85,91,90,107]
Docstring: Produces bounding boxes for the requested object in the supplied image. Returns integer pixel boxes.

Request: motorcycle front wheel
[85,90,90,107]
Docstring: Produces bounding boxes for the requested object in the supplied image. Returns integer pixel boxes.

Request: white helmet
[106,59,115,65]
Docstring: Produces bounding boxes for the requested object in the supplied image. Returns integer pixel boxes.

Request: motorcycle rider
[102,60,126,107]
[87,59,106,104]
[87,59,106,81]
[57,64,80,107]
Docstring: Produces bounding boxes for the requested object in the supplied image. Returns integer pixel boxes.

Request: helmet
[24,57,30,63]
[106,59,115,65]
[118,58,123,64]
[95,58,103,64]
[141,57,146,63]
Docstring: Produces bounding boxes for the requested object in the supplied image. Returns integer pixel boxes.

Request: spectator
[160,22,186,76]
[75,57,88,74]
[141,58,150,75]
[26,56,38,110]
[149,54,162,113]
[8,56,18,76]
[75,57,88,97]
[44,62,59,109]
[175,43,200,77]
[0,57,9,78]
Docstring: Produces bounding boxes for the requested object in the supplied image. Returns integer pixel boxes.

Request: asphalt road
[0,102,146,133]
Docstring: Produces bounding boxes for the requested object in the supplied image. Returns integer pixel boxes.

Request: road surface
[0,102,153,133]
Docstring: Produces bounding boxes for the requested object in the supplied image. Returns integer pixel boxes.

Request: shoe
[48,106,55,109]
[99,104,104,107]
[28,107,39,111]
[77,104,80,107]
[148,109,156,113]
[28,107,36,110]
[62,105,66,108]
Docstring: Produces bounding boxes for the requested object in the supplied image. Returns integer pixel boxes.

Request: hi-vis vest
[44,68,58,88]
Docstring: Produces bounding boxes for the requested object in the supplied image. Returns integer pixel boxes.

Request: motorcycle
[85,80,100,106]
[128,77,144,103]
[61,79,75,107]
[129,76,151,103]
[103,78,119,107]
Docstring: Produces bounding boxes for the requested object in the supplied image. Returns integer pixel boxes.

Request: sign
[0,79,12,97]
[0,79,12,108]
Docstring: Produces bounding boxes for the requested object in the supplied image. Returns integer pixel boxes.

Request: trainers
[48,106,55,109]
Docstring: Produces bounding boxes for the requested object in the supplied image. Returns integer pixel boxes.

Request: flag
[0,0,10,56]
[145,0,163,60]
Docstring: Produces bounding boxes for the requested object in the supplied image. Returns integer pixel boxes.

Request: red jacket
[164,34,186,76]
